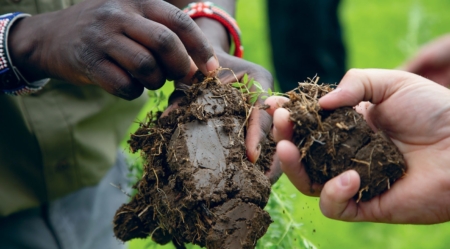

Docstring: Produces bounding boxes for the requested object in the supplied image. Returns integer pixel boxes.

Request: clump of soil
[284,82,406,202]
[113,72,274,248]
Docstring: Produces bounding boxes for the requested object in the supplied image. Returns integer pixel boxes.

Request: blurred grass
[128,0,450,248]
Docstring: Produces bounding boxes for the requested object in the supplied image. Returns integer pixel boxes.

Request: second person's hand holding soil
[265,69,450,224]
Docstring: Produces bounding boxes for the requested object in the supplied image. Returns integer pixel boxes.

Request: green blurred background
[128,0,450,248]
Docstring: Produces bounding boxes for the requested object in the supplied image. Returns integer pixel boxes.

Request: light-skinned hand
[265,69,450,224]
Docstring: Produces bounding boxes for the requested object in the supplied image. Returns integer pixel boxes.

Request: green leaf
[243,73,249,84]
[159,91,166,101]
[261,95,268,100]
[148,91,156,98]
[232,82,244,88]
[267,88,273,95]
[250,94,259,105]
[253,81,263,91]
[247,78,254,90]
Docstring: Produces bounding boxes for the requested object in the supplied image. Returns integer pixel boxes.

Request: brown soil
[113,73,274,248]
[284,82,406,202]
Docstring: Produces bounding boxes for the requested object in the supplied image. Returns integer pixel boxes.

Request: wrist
[183,1,243,58]
[1,12,49,95]
[195,17,230,53]
[8,14,48,83]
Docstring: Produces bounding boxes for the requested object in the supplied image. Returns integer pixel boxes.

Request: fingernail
[206,55,220,72]
[339,171,351,187]
[253,143,262,163]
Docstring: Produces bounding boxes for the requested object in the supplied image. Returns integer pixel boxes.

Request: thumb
[319,170,361,221]
[319,69,413,110]
[246,108,271,163]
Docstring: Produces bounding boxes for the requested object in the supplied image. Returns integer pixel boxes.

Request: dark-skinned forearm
[168,0,235,53]
[7,13,55,83]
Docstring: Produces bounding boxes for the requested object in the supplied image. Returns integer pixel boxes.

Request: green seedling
[147,89,167,113]
[231,74,285,105]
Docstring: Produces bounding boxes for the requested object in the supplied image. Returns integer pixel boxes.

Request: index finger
[264,96,290,116]
[143,1,219,75]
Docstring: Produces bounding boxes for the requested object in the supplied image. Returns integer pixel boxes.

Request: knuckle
[113,76,132,93]
[93,33,113,49]
[132,52,157,75]
[80,19,116,49]
[93,7,111,21]
[83,54,105,79]
[154,27,177,53]
[344,68,362,79]
[80,25,100,44]
[170,9,195,32]
[94,3,126,23]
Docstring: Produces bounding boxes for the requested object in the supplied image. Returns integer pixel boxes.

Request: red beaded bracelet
[183,1,243,58]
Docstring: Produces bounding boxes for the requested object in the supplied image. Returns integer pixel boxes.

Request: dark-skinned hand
[164,50,282,184]
[8,0,219,100]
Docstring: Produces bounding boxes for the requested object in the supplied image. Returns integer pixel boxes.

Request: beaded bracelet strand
[183,1,243,58]
[0,12,48,96]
